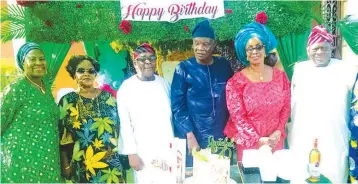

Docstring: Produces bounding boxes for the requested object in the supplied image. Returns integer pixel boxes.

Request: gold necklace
[77,88,101,118]
[249,66,265,81]
[25,75,45,94]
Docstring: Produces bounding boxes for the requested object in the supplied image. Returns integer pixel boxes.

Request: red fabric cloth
[307,25,334,49]
[99,84,117,98]
[224,68,291,161]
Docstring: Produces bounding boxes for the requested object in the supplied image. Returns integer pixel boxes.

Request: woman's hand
[268,130,281,148]
[258,137,270,147]
[60,150,72,179]
[129,154,144,171]
[62,165,72,179]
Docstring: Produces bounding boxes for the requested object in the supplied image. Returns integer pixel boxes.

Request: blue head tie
[234,22,277,66]
[16,42,43,70]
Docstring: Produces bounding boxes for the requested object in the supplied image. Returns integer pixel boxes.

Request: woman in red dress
[224,22,291,162]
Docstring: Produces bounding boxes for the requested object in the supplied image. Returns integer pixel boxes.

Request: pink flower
[119,20,132,34]
[225,9,232,14]
[184,25,189,32]
[256,11,268,25]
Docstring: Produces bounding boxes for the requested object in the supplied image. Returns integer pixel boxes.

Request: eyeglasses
[246,44,265,53]
[76,68,97,75]
[136,55,156,63]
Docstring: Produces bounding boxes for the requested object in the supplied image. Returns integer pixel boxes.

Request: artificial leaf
[0,4,25,43]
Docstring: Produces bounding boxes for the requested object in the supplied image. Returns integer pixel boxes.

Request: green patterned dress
[1,77,61,183]
[58,91,129,183]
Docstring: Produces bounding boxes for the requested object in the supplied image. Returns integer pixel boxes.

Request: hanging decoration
[96,42,128,90]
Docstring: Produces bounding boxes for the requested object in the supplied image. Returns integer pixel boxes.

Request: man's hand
[187,132,200,155]
[129,154,144,171]
[268,130,281,148]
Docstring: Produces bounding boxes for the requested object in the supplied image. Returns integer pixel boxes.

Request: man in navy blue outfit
[171,20,234,166]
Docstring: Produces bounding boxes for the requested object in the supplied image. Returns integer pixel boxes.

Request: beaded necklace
[25,75,45,94]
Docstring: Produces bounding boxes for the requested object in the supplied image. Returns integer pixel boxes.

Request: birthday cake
[192,149,231,184]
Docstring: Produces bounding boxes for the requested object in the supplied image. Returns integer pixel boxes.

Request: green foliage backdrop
[21,1,320,43]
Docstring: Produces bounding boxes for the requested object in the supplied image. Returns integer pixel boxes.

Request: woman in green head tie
[1,42,61,182]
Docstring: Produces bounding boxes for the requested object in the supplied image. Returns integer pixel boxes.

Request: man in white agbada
[289,25,357,183]
[117,43,174,183]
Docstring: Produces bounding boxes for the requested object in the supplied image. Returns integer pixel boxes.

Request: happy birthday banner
[120,0,225,23]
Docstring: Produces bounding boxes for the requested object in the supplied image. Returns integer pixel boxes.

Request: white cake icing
[193,149,230,184]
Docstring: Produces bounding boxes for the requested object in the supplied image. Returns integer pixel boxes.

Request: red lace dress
[224,68,291,161]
